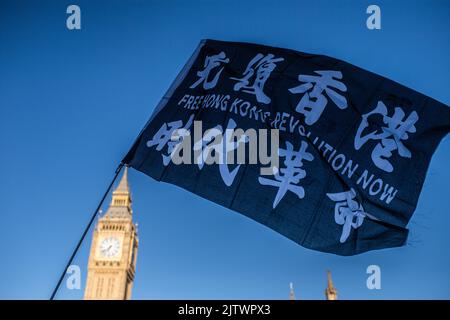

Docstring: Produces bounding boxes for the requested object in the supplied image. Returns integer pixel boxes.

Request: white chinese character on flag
[289,70,347,125]
[190,52,230,90]
[258,141,314,208]
[231,53,284,104]
[326,188,378,243]
[354,101,419,173]
[193,118,249,186]
[146,115,194,166]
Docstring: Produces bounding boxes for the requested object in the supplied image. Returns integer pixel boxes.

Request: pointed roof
[104,166,132,218]
[114,166,129,193]
[325,270,338,300]
[327,270,334,289]
[289,282,295,300]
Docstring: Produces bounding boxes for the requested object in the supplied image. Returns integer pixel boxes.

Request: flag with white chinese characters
[123,39,450,255]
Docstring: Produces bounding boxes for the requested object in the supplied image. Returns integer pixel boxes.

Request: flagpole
[49,162,125,300]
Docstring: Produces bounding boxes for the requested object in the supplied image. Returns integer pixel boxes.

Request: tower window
[114,199,127,206]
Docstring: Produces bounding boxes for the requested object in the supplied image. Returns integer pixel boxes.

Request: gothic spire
[325,270,338,300]
[289,282,296,300]
[114,166,129,193]
[106,166,132,217]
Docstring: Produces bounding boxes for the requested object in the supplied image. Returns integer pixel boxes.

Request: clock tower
[84,167,139,300]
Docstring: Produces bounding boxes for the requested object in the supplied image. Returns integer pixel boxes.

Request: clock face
[99,237,121,259]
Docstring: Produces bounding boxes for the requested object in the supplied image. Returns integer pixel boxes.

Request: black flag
[123,39,450,255]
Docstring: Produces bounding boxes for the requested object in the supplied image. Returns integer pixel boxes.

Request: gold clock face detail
[99,237,121,259]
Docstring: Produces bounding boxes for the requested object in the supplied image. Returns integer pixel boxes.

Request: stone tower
[84,167,139,300]
[289,282,296,300]
[325,270,338,300]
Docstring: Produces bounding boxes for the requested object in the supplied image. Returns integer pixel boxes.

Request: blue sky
[0,0,449,299]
